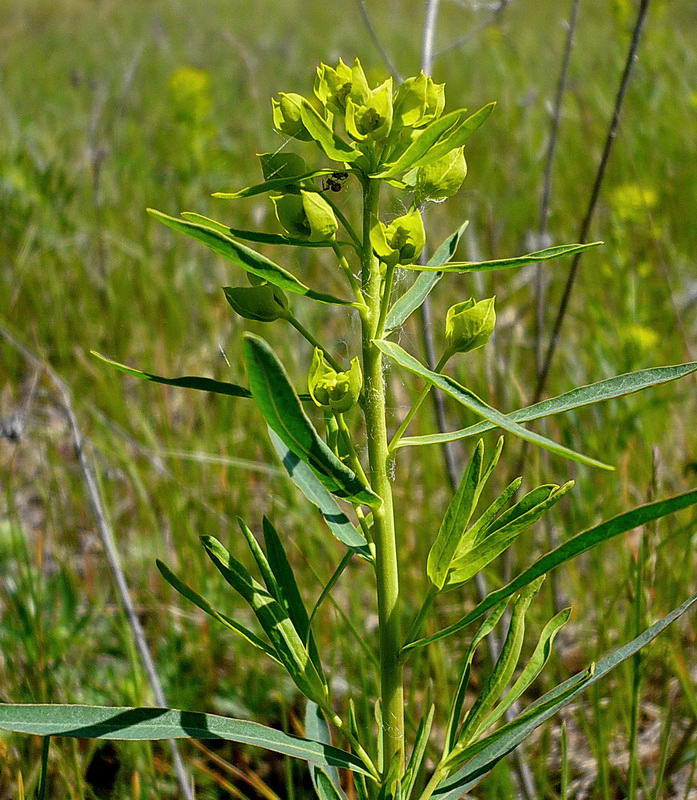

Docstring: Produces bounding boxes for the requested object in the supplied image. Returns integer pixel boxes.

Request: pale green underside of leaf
[91,351,252,398]
[244,334,380,507]
[434,591,697,797]
[376,340,611,470]
[385,222,469,332]
[401,241,602,273]
[269,429,371,557]
[0,704,371,776]
[212,169,339,199]
[148,209,352,306]
[404,488,697,652]
[397,361,697,448]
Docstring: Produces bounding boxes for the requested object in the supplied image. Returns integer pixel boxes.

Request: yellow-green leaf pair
[371,208,425,267]
[308,349,362,413]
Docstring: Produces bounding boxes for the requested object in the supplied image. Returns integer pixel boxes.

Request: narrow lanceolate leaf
[404,103,495,172]
[244,334,380,507]
[401,241,602,274]
[91,351,252,399]
[385,222,469,332]
[156,560,280,663]
[181,212,338,248]
[148,209,352,306]
[404,488,697,652]
[375,340,611,471]
[446,482,574,587]
[371,108,468,179]
[433,592,697,798]
[456,579,543,747]
[397,361,697,448]
[305,702,347,800]
[212,169,338,199]
[445,600,510,752]
[401,704,434,800]
[201,536,327,703]
[427,440,483,590]
[269,430,371,557]
[476,607,572,735]
[300,102,362,163]
[0,704,371,776]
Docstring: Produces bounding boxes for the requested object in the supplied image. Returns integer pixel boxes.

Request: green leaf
[397,361,697,448]
[299,102,362,163]
[244,334,380,507]
[376,340,611,471]
[269,430,371,557]
[385,222,469,332]
[181,212,340,248]
[446,482,574,588]
[156,560,280,663]
[212,169,338,199]
[401,704,434,800]
[0,704,371,776]
[404,103,495,172]
[372,108,468,179]
[456,578,543,746]
[148,209,352,306]
[476,607,571,736]
[444,599,509,752]
[201,535,328,703]
[91,351,252,399]
[404,488,697,652]
[433,592,697,797]
[427,440,484,590]
[305,702,347,800]
[401,241,603,274]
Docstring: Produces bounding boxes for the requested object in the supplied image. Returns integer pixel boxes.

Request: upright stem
[360,175,404,775]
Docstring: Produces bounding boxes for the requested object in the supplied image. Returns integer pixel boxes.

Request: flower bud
[345,79,393,142]
[415,147,467,204]
[308,349,362,413]
[258,151,307,181]
[445,297,496,356]
[314,58,369,113]
[271,190,338,242]
[271,93,313,141]
[223,285,289,322]
[393,71,445,128]
[371,208,425,266]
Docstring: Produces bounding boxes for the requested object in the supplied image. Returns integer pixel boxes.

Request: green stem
[360,175,405,778]
[286,314,343,372]
[37,736,50,800]
[388,352,450,452]
[332,243,364,301]
[375,262,397,338]
[405,585,438,645]
[335,412,370,487]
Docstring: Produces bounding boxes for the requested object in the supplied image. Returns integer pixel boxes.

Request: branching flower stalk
[2,57,697,800]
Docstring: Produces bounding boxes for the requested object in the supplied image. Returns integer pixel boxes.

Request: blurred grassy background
[1,0,696,797]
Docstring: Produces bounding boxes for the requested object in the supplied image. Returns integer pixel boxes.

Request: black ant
[322,171,349,192]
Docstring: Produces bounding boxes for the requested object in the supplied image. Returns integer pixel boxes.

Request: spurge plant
[2,58,697,799]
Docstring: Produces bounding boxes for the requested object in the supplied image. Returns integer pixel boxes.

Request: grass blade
[401,704,434,800]
[305,702,347,800]
[434,592,697,797]
[401,241,603,274]
[148,209,353,306]
[0,705,372,775]
[397,361,697,448]
[404,488,697,652]
[244,334,380,507]
[375,339,611,470]
[385,222,469,332]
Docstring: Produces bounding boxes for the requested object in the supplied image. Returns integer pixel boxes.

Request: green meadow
[1,0,696,796]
